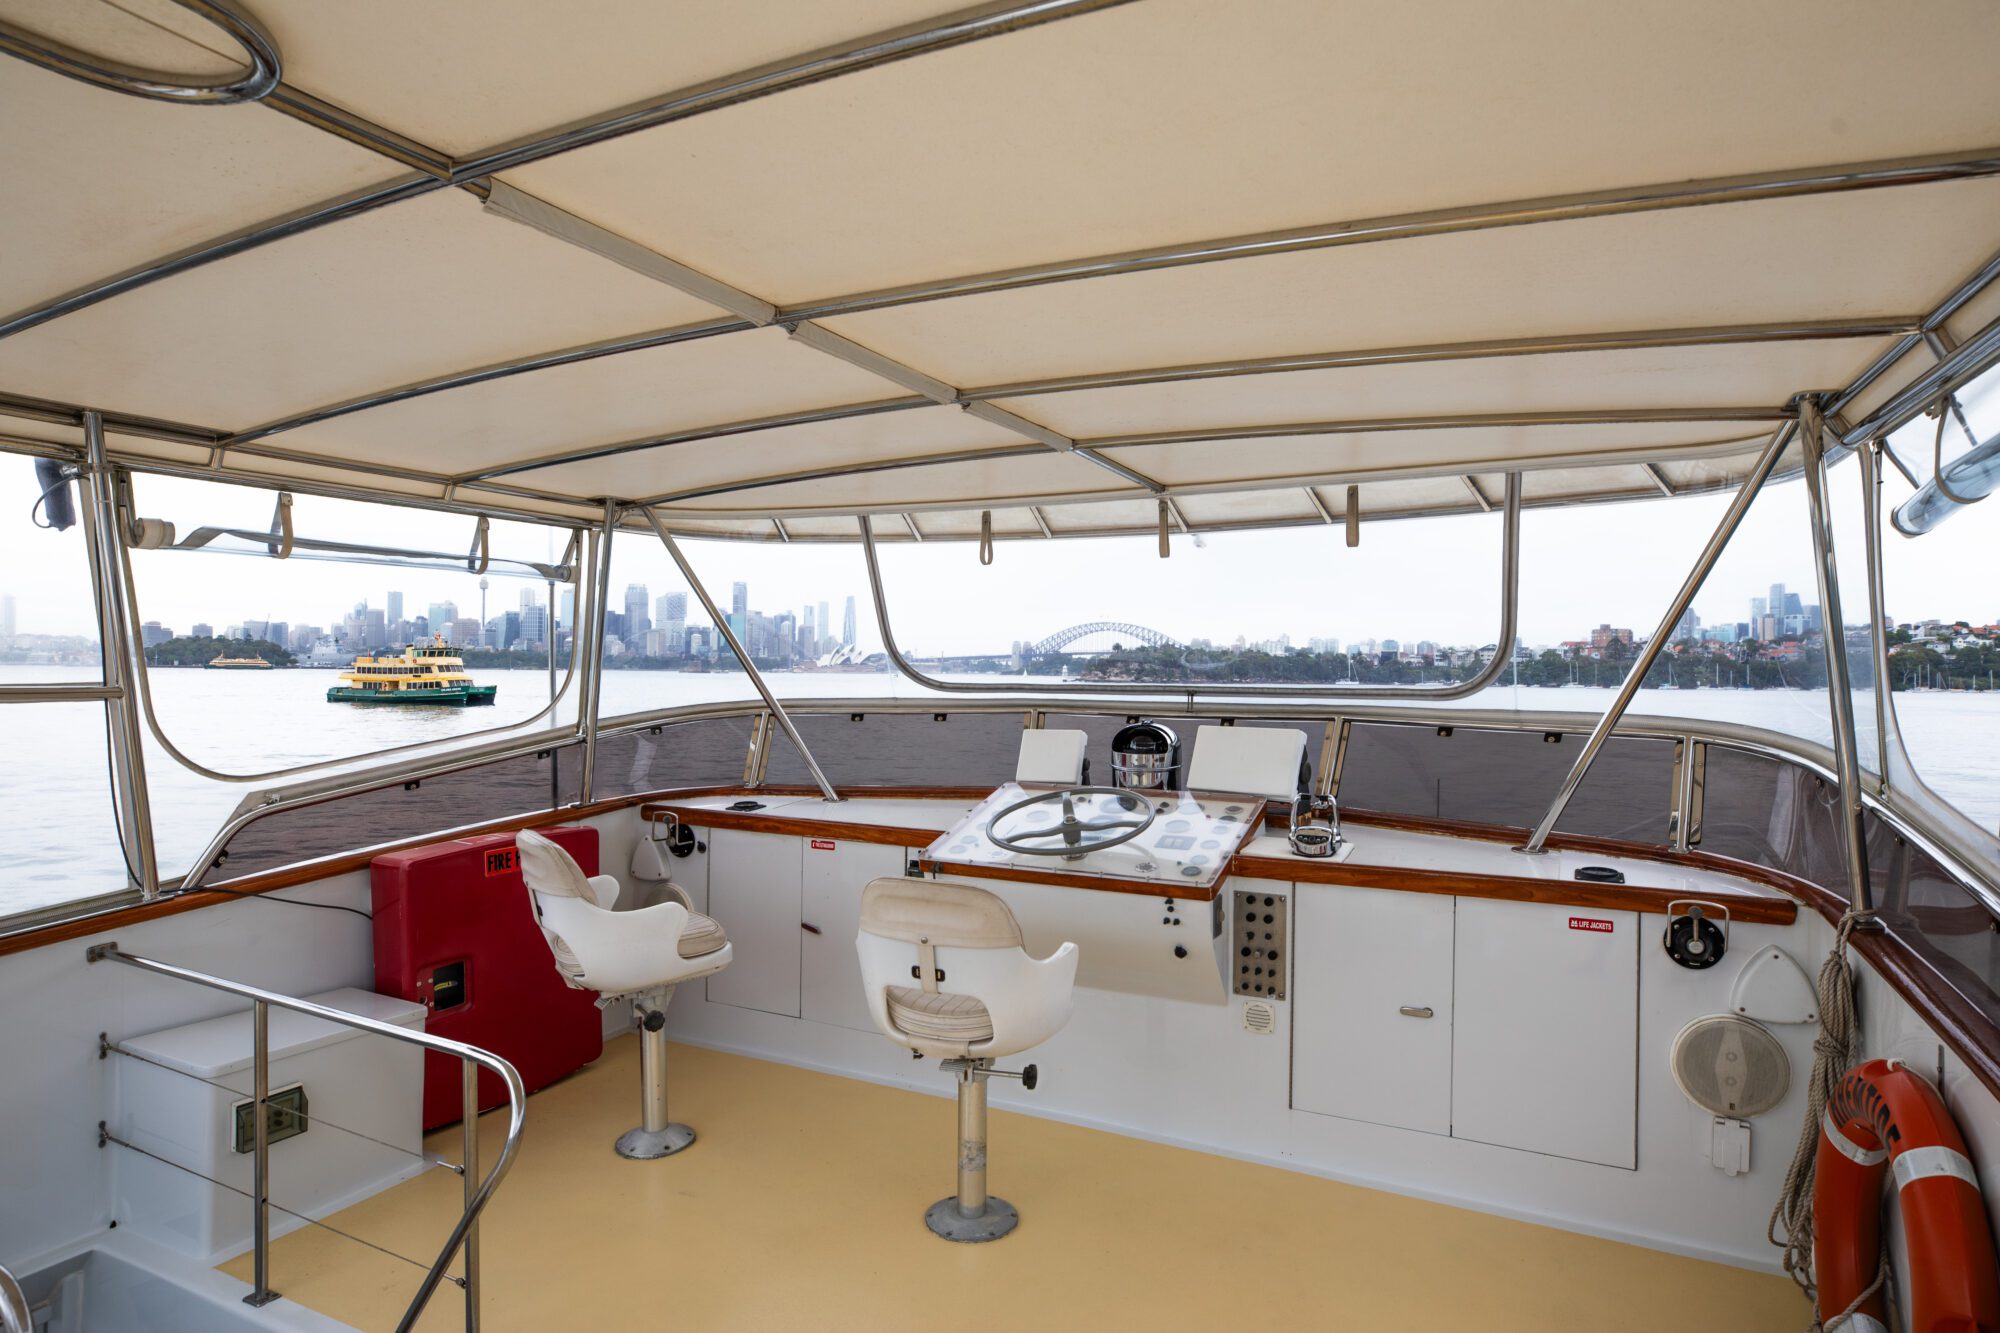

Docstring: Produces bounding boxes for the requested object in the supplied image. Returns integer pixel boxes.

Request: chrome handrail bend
[86,945,525,1333]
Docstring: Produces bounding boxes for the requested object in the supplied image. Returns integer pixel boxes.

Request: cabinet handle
[1398,1005,1434,1019]
[800,922,822,935]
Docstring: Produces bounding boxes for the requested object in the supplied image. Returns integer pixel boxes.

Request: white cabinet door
[1452,898,1638,1168]
[1291,885,1454,1135]
[705,829,803,1018]
[801,839,910,1033]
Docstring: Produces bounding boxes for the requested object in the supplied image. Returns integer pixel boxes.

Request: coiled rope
[1768,908,1894,1331]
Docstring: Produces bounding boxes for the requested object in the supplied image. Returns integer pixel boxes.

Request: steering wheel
[984,786,1157,858]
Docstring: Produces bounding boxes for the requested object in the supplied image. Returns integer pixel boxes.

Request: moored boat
[203,654,274,670]
[325,638,497,706]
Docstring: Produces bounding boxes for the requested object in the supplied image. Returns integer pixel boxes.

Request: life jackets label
[810,838,837,851]
[1568,916,1614,933]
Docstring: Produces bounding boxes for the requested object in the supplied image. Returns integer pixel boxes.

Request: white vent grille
[1671,1015,1790,1118]
[1242,1000,1277,1035]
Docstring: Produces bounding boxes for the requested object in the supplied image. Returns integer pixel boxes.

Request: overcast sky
[3,371,1993,655]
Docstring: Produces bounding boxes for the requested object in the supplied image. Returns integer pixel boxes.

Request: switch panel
[1233,889,1288,999]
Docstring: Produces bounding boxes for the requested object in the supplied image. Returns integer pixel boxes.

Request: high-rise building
[386,591,403,623]
[191,622,212,639]
[428,601,457,629]
[772,611,796,662]
[559,588,575,631]
[0,594,14,639]
[732,582,748,621]
[817,601,830,653]
[520,587,540,611]
[656,591,686,656]
[624,585,651,643]
[842,596,856,647]
[518,603,549,648]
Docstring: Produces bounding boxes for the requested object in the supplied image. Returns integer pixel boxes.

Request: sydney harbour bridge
[1025,621,1180,656]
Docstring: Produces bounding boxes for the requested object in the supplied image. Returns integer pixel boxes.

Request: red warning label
[810,839,836,851]
[1568,916,1614,933]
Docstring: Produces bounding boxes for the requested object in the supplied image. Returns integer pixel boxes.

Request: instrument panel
[923,783,1267,889]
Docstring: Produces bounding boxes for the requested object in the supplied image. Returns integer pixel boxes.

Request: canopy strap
[266,492,293,559]
[979,511,994,566]
[1156,499,1170,558]
[467,514,491,575]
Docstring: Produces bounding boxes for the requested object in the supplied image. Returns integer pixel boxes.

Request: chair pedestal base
[617,990,697,1161]
[925,1195,1018,1243]
[616,1123,696,1160]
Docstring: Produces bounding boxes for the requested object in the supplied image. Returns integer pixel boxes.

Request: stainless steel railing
[0,1264,29,1333]
[86,944,526,1333]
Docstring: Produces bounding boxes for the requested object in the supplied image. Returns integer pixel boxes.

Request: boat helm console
[928,782,1265,890]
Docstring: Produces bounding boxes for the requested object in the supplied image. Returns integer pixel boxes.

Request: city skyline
[2,461,1993,662]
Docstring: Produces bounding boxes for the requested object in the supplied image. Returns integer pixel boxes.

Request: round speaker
[1671,1015,1790,1118]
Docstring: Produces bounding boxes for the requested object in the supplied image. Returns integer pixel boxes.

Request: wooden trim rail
[13,782,1999,1109]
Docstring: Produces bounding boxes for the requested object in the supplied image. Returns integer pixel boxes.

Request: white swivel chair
[856,876,1078,1242]
[516,828,732,1159]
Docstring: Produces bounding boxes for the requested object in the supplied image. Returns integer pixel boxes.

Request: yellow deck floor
[225,1035,1809,1331]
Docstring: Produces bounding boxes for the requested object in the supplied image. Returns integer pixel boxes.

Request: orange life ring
[1813,1057,2000,1332]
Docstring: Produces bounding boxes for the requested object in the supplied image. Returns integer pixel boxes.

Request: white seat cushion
[885,987,994,1043]
[677,912,728,959]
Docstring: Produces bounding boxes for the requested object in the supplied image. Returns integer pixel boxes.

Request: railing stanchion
[462,1056,481,1332]
[245,998,279,1307]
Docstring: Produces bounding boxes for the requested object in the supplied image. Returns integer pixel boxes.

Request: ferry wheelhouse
[3,4,2000,1332]
[327,640,496,707]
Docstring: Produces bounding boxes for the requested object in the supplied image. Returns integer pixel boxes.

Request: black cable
[29,469,72,529]
[188,884,373,921]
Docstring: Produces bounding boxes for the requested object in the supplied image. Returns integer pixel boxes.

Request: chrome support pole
[577,510,616,804]
[956,1066,988,1215]
[245,999,279,1307]
[1522,424,1793,852]
[1799,400,1877,914]
[79,413,159,896]
[1858,442,1903,789]
[460,1058,480,1333]
[639,507,841,802]
[546,576,559,709]
[639,1020,670,1135]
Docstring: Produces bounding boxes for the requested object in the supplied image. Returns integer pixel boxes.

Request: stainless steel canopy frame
[1520,422,1794,854]
[1798,398,1876,913]
[860,473,1520,700]
[0,0,281,105]
[639,506,842,802]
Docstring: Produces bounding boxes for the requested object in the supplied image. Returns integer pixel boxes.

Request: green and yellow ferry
[325,638,497,706]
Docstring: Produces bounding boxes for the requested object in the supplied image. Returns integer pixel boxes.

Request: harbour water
[5,664,1994,916]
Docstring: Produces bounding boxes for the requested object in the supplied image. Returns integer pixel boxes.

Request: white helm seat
[856,876,1078,1242]
[516,828,731,1160]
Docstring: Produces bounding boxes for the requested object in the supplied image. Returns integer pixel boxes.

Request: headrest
[516,829,593,901]
[1186,724,1309,798]
[860,877,1022,949]
[1016,728,1088,784]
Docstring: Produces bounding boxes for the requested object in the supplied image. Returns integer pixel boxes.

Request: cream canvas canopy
[3,0,1999,542]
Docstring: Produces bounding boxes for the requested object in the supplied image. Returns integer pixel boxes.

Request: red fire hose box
[372,826,604,1129]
